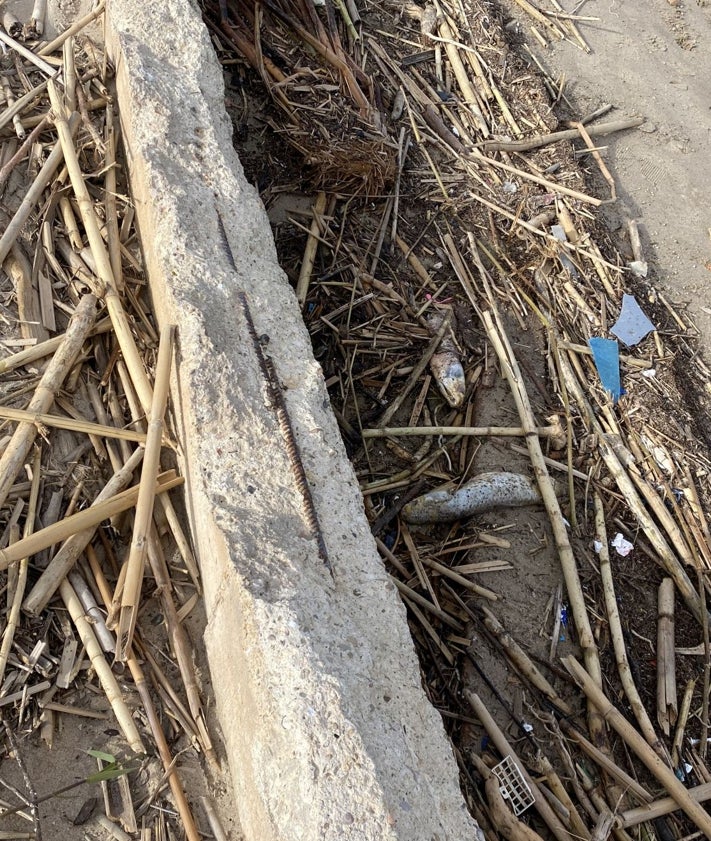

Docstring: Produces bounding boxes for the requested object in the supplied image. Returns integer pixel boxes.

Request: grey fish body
[402,471,542,524]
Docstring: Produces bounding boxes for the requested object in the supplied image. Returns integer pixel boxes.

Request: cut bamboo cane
[48,81,153,416]
[672,678,696,768]
[60,578,145,754]
[23,446,146,615]
[562,655,711,836]
[594,493,668,761]
[0,472,182,571]
[116,325,175,660]
[0,293,97,512]
[437,17,488,135]
[104,103,123,291]
[465,690,571,841]
[296,192,327,306]
[657,578,677,737]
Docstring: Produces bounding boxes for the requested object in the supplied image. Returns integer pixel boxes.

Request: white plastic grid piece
[492,755,535,816]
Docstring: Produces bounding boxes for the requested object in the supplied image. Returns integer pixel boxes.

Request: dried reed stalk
[38,1,106,55]
[0,405,148,443]
[563,655,711,836]
[60,578,145,755]
[116,325,175,660]
[0,448,41,684]
[0,294,97,512]
[146,526,215,763]
[482,307,605,744]
[594,494,667,761]
[48,81,154,415]
[23,447,146,615]
[296,192,327,306]
[362,424,559,438]
[4,244,49,345]
[656,578,677,737]
[0,113,79,265]
[125,654,202,841]
[559,350,703,623]
[0,318,111,374]
[465,690,571,841]
[0,472,183,571]
[619,780,711,828]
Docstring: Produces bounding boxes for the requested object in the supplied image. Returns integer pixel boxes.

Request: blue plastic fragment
[589,337,622,402]
[610,294,656,347]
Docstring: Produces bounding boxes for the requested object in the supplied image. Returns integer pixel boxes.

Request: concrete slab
[104,1,483,839]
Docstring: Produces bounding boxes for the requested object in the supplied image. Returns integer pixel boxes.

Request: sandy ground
[501,0,711,343]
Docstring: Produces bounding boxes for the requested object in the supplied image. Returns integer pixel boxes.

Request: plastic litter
[611,533,634,557]
[611,294,656,346]
[589,337,622,402]
[492,755,535,816]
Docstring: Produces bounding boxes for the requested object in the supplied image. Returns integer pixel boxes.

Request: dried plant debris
[0,8,223,840]
[205,0,711,836]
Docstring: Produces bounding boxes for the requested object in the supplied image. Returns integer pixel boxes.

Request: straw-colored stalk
[0,30,55,75]
[657,578,678,737]
[477,604,572,715]
[482,309,606,744]
[0,472,183,571]
[436,17,488,135]
[38,1,106,55]
[562,655,711,836]
[296,192,327,306]
[0,293,96,512]
[672,679,696,768]
[619,779,711,828]
[104,103,123,291]
[0,448,41,684]
[558,350,703,623]
[116,325,175,660]
[558,721,651,805]
[465,690,571,841]
[60,578,145,754]
[4,244,49,345]
[0,318,111,375]
[48,81,153,415]
[0,404,147,443]
[125,654,201,841]
[31,0,47,35]
[23,446,145,615]
[0,80,48,134]
[362,424,561,438]
[533,753,591,841]
[146,525,214,764]
[0,113,79,266]
[594,493,668,761]
[63,36,77,112]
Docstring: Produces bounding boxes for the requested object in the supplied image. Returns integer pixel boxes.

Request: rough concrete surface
[104,1,483,839]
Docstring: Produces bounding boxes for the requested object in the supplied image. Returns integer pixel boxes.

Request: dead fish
[402,471,542,524]
[428,309,465,408]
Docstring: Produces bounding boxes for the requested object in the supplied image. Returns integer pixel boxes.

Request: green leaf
[86,765,139,784]
[86,749,116,763]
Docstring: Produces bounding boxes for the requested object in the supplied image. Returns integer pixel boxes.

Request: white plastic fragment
[611,533,634,557]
